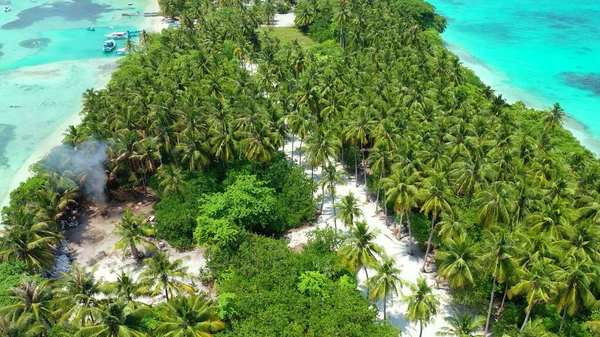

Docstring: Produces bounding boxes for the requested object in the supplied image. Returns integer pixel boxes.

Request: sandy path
[283,138,454,336]
[272,12,296,28]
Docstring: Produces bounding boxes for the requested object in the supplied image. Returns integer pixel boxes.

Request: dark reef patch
[549,24,570,30]
[559,72,600,96]
[1,0,111,30]
[19,38,51,49]
[0,0,10,5]
[0,124,16,169]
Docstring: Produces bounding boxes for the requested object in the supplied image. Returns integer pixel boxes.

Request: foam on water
[0,0,156,207]
[428,0,600,155]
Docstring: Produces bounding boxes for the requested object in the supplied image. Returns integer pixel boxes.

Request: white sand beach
[282,138,454,336]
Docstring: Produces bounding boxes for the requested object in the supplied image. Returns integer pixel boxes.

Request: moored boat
[115,48,127,55]
[102,40,116,52]
[105,32,128,39]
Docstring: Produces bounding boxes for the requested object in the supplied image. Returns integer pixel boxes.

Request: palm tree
[555,257,599,331]
[404,277,440,337]
[0,313,45,337]
[75,300,150,337]
[435,235,476,288]
[477,229,519,334]
[98,270,143,302]
[381,167,420,255]
[54,264,101,324]
[139,252,194,300]
[318,163,347,229]
[338,221,383,280]
[508,259,559,331]
[0,277,55,328]
[157,164,186,195]
[157,294,225,337]
[419,173,452,272]
[0,219,59,272]
[543,103,565,129]
[333,0,351,49]
[474,181,515,228]
[367,145,394,212]
[366,254,407,320]
[436,311,484,337]
[304,127,341,179]
[345,112,374,187]
[287,108,314,167]
[334,192,363,228]
[111,209,157,260]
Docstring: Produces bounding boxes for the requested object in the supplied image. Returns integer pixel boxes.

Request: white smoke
[42,140,109,203]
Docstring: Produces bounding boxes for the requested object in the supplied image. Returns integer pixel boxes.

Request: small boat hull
[103,39,116,52]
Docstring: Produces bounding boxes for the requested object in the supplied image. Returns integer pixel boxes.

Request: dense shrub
[153,173,218,249]
[0,261,37,307]
[211,235,400,337]
[409,212,432,251]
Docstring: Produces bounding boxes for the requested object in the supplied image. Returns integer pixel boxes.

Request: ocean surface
[0,0,156,207]
[428,0,600,154]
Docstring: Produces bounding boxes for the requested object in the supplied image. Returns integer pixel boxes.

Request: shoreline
[0,58,117,210]
[444,41,600,157]
[0,0,163,212]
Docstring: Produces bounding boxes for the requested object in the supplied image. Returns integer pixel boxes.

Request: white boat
[104,32,128,39]
[115,48,127,55]
[102,40,116,52]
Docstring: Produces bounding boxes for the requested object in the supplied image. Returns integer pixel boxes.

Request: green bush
[1,175,46,218]
[0,261,35,307]
[199,175,285,234]
[213,235,400,337]
[409,212,431,251]
[450,274,493,312]
[491,302,524,336]
[153,173,218,249]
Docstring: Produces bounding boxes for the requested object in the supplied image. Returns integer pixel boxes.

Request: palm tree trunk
[299,139,303,167]
[375,171,383,213]
[384,203,388,226]
[332,193,337,231]
[320,184,325,213]
[364,266,369,280]
[383,294,387,320]
[362,150,367,198]
[520,293,535,331]
[165,287,169,300]
[419,320,423,337]
[500,280,509,311]
[485,273,497,333]
[291,137,294,162]
[398,211,403,229]
[405,210,413,256]
[421,215,436,272]
[559,305,567,331]
[131,243,140,260]
[355,151,359,186]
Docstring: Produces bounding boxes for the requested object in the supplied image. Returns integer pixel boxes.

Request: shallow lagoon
[0,0,155,207]
[428,0,600,154]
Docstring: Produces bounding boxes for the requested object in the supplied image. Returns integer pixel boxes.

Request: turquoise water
[428,0,600,153]
[0,0,156,207]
